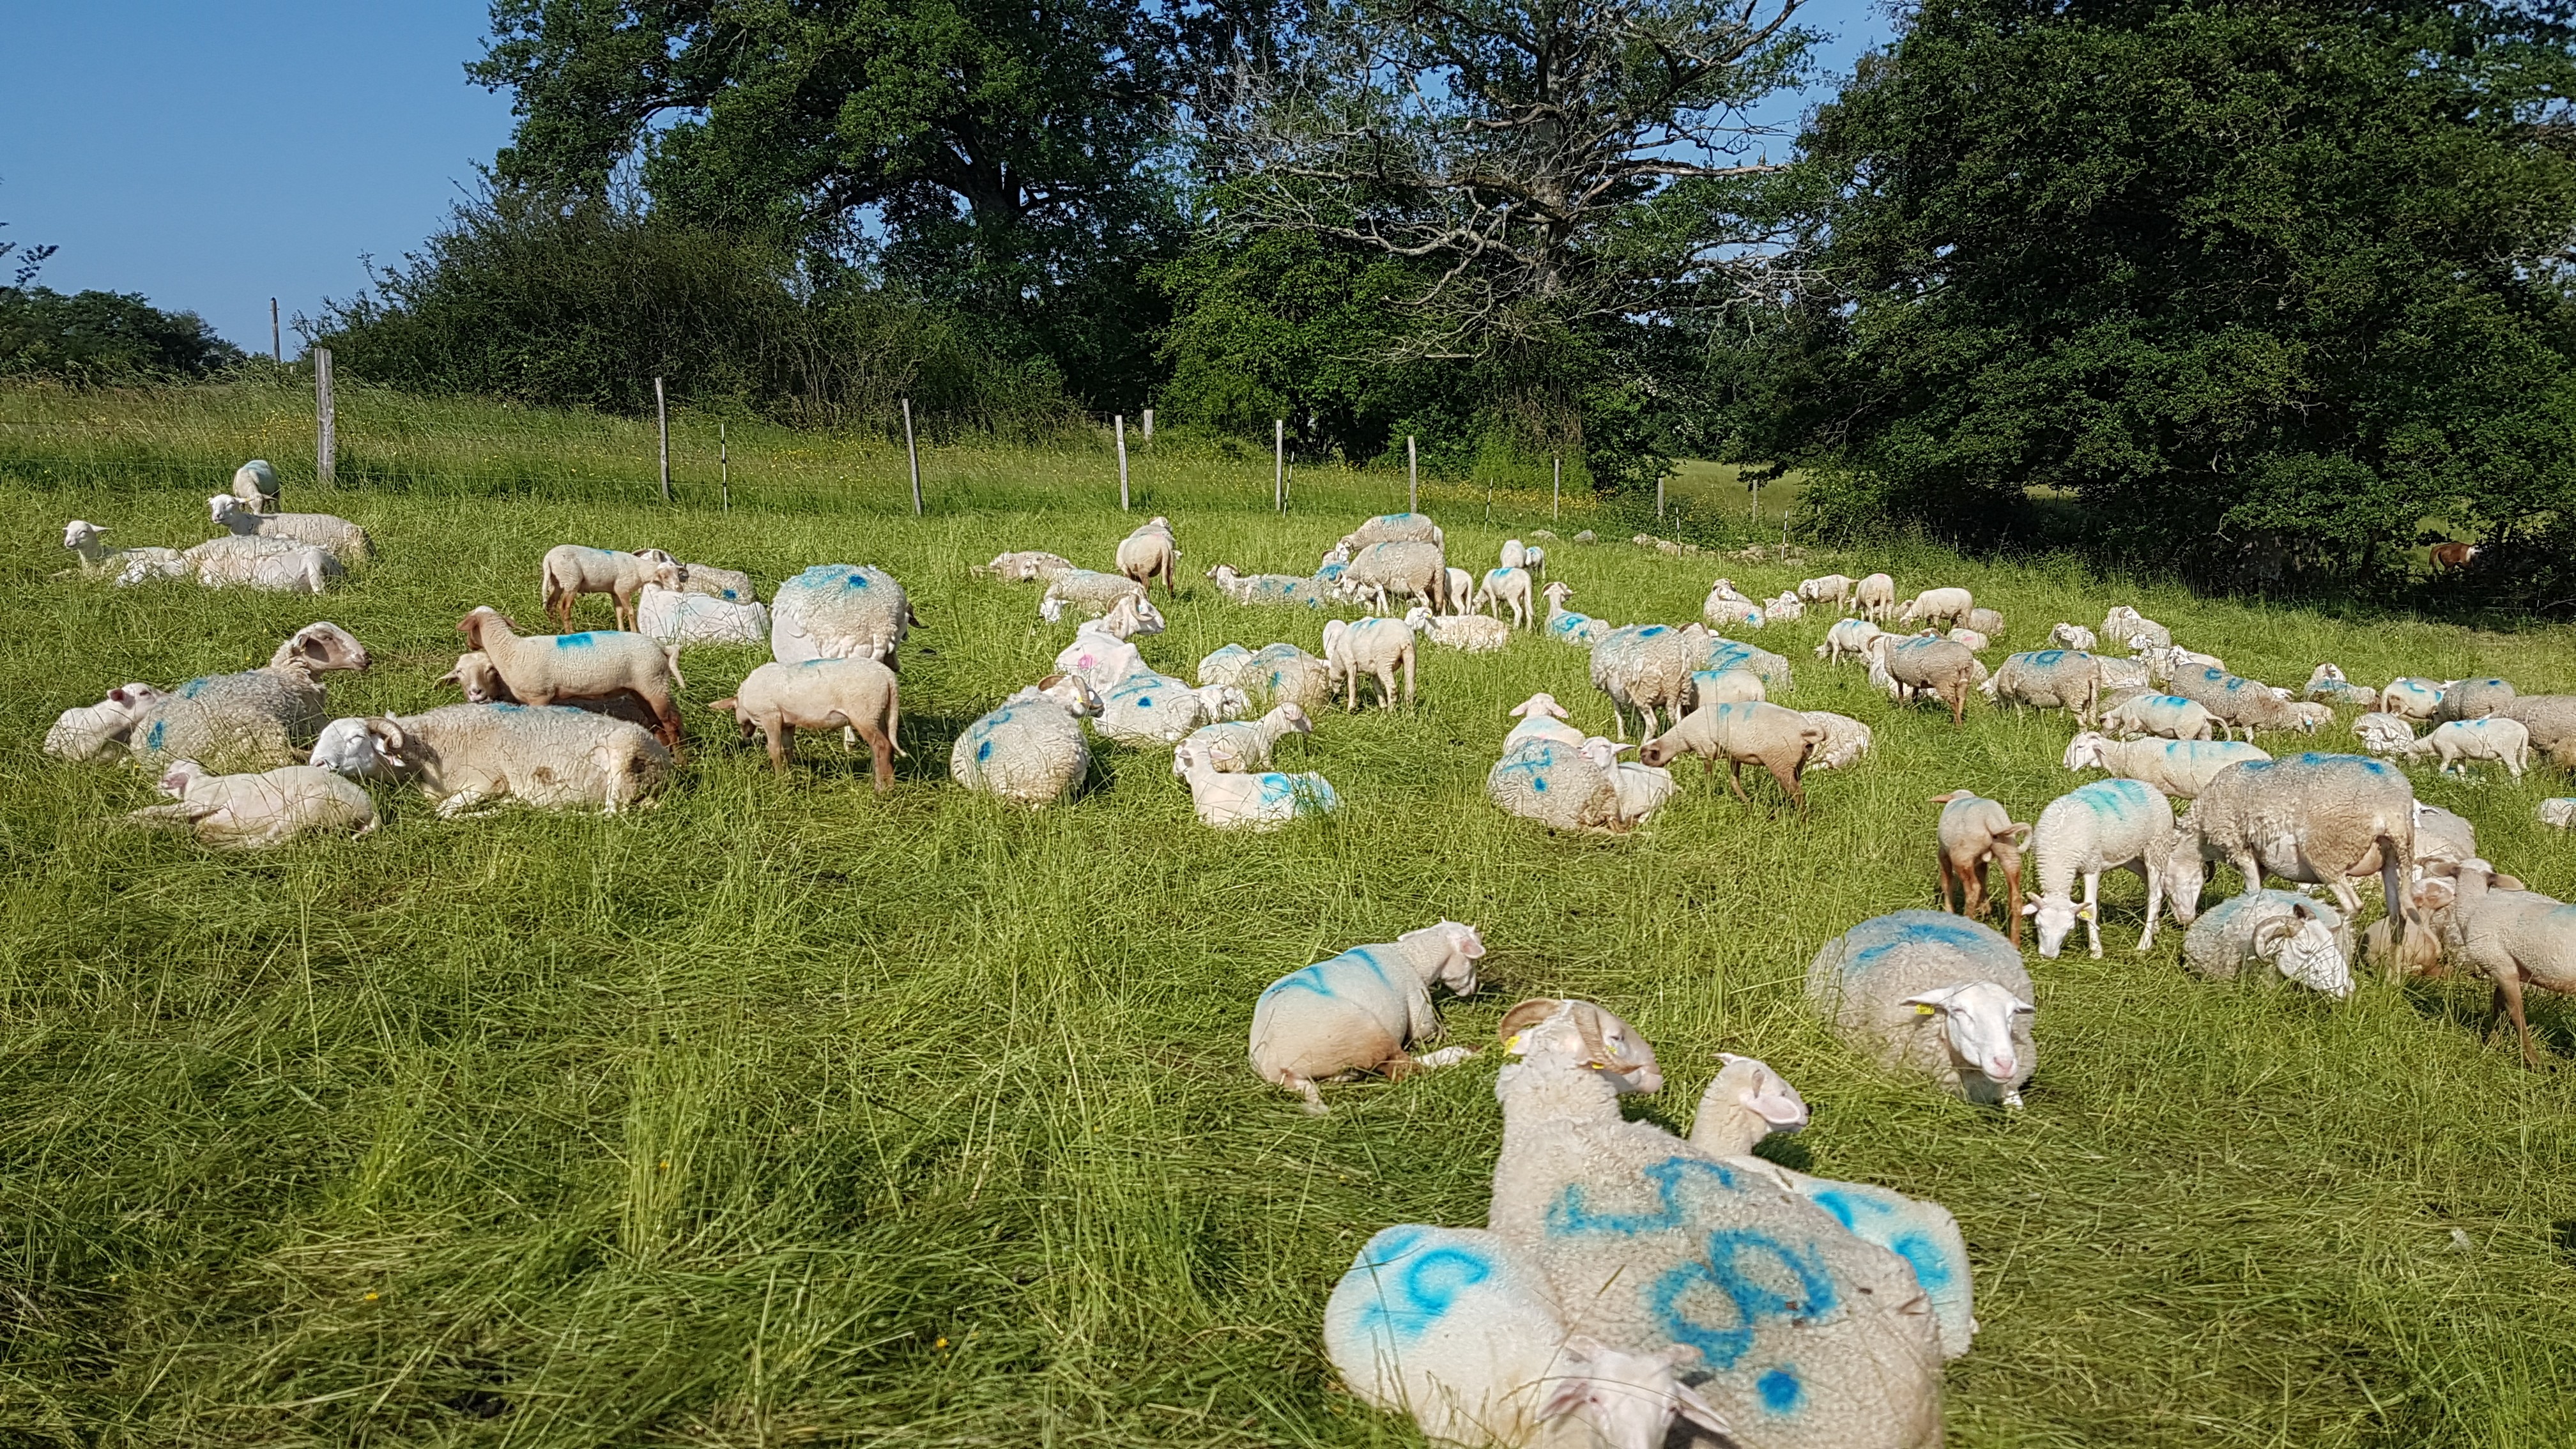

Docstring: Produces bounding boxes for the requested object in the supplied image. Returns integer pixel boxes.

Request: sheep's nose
[1987,1054,2018,1081]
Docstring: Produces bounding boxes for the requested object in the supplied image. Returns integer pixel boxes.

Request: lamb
[2169,753,2416,923]
[2061,732,2270,799]
[1098,670,1250,744]
[1324,616,1419,709]
[1181,703,1313,772]
[1984,649,2105,725]
[1443,566,1478,614]
[1052,597,1162,692]
[2048,623,2097,652]
[1866,633,1979,724]
[1406,605,1510,654]
[1945,627,1989,653]
[44,683,167,762]
[61,520,187,582]
[1807,910,2037,1108]
[2098,693,2217,742]
[776,563,924,666]
[1521,544,1547,578]
[976,551,1075,583]
[2025,778,2175,958]
[2167,666,2310,739]
[1854,572,1897,621]
[126,622,372,772]
[1963,608,2005,640]
[539,545,681,631]
[1487,739,1626,833]
[1689,668,1766,709]
[1115,516,1179,596]
[1505,693,1587,751]
[1480,565,1535,627]
[1206,565,1328,608]
[1174,739,1340,829]
[1542,582,1609,648]
[1637,700,1827,809]
[1697,636,1794,691]
[951,673,1100,804]
[1703,585,1765,630]
[2432,861,2576,1067]
[185,535,343,593]
[1323,1225,1729,1449]
[309,705,673,815]
[1896,587,1973,629]
[1575,738,1682,825]
[1802,711,1873,770]
[2438,677,2516,721]
[1239,643,1335,711]
[2136,645,2225,687]
[129,758,376,848]
[1765,591,1807,622]
[636,583,769,648]
[2101,606,2171,650]
[1588,623,1710,740]
[1198,644,1253,689]
[229,458,280,514]
[2350,712,2417,757]
[2407,717,2531,778]
[1038,567,1148,623]
[673,560,756,601]
[1247,921,1483,1112]
[206,493,372,562]
[705,657,903,790]
[1930,790,2029,942]
[2303,664,2380,709]
[1338,511,1443,551]
[2181,890,2354,999]
[1340,540,1450,615]
[1500,538,1528,568]
[1485,999,1948,1448]
[457,608,684,749]
[2379,677,2446,720]
[1816,617,1885,664]
[1797,574,1857,609]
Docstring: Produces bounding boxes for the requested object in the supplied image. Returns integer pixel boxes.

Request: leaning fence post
[903,398,923,516]
[654,377,671,503]
[314,346,335,487]
[1116,414,1130,510]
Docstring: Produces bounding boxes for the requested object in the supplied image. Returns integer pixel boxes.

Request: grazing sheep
[1505,693,1587,751]
[2181,891,2354,999]
[2497,694,2576,769]
[1182,703,1313,772]
[673,560,756,601]
[229,459,280,514]
[1984,649,2105,725]
[1638,700,1827,809]
[1931,790,2030,942]
[2101,606,2172,650]
[2061,732,2269,799]
[1248,921,1482,1112]
[2166,666,2311,740]
[1696,636,1794,691]
[2025,778,2175,958]
[1479,565,1535,627]
[1816,617,1885,664]
[1541,581,1609,648]
[1688,668,1766,710]
[1324,616,1418,710]
[2438,677,2516,722]
[44,683,167,762]
[1588,623,1710,740]
[1802,710,1874,770]
[309,704,672,815]
[1765,591,1807,622]
[2049,623,2097,652]
[1945,626,1990,653]
[127,622,372,772]
[540,545,680,631]
[636,583,769,648]
[206,494,371,562]
[457,608,684,749]
[776,563,923,666]
[1240,643,1335,712]
[1340,540,1450,615]
[1442,566,1477,615]
[705,658,903,790]
[2434,861,2576,1067]
[2170,753,2416,923]
[2542,799,2576,829]
[1405,605,1510,653]
[977,551,1075,583]
[1338,512,1443,551]
[1487,739,1625,833]
[2099,693,2218,742]
[1575,738,1682,825]
[1115,516,1179,596]
[2303,663,2380,709]
[1807,910,2037,1108]
[1174,739,1340,829]
[1500,538,1528,568]
[2408,717,2531,778]
[1963,606,2007,640]
[1798,573,1858,609]
[951,674,1100,804]
[129,758,376,848]
[185,535,342,593]
[1896,586,1974,628]
[1867,633,1979,724]
[61,519,187,581]
[2379,677,2446,720]
[1098,670,1250,744]
[1854,572,1897,621]
[1206,564,1329,608]
[1038,567,1149,623]
[2350,712,2417,757]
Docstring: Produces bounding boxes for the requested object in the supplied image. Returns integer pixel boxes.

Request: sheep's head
[1900,981,2034,1095]
[1509,692,1568,721]
[63,519,106,555]
[1033,671,1101,717]
[206,493,244,523]
[2254,903,2351,998]
[1125,596,1167,636]
[155,759,210,799]
[1400,920,1485,997]
[1268,703,1313,735]
[310,716,409,778]
[2023,893,2090,958]
[1543,581,1574,606]
[1193,684,1250,722]
[1538,1338,1727,1449]
[270,622,371,673]
[436,652,511,703]
[1636,729,1685,768]
[1204,564,1236,583]
[1696,1053,1811,1155]
[633,550,682,590]
[2060,732,2108,771]
[105,682,165,713]
[1402,605,1432,631]
[1497,997,1661,1094]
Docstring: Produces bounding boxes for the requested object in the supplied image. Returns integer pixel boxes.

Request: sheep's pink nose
[1987,1054,2018,1081]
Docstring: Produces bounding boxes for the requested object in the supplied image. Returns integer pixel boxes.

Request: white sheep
[2101,605,2171,650]
[2135,644,2224,686]
[2168,754,2418,923]
[1946,626,1990,652]
[1575,737,1680,825]
[1802,710,1874,770]
[1765,590,1807,622]
[1174,739,1341,831]
[1687,668,1765,709]
[1896,586,1974,627]
[1856,572,1898,620]
[1404,604,1509,653]
[2062,732,2270,799]
[673,560,756,601]
[1323,616,1418,709]
[539,545,679,631]
[774,563,923,667]
[1499,538,1527,568]
[126,622,372,771]
[2181,890,2353,999]
[1478,565,1535,627]
[1204,565,1329,608]
[2350,712,2418,756]
[1197,643,1254,689]
[1248,922,1481,1112]
[636,583,769,648]
[206,493,372,562]
[1503,693,1586,751]
[457,608,684,749]
[1638,699,1827,809]
[1098,671,1249,745]
[1039,567,1149,623]
[1443,565,1478,615]
[44,683,167,762]
[1541,581,1607,648]
[2303,663,2380,709]
[61,520,187,582]
[1587,623,1709,740]
[309,705,674,815]
[2025,778,2175,958]
[2542,799,2576,830]
[1181,703,1313,772]
[1487,739,1626,833]
[1338,512,1443,551]
[229,459,280,514]
[951,674,1100,804]
[2099,693,2218,741]
[2050,622,2098,652]
[976,550,1075,583]
[2379,677,2446,719]
[186,535,343,593]
[1052,606,1156,694]
[2408,717,2531,778]
[1797,573,1857,609]
[130,758,376,848]
[1115,516,1179,596]
[1807,910,2037,1108]
[706,658,903,790]
[1238,643,1334,712]
[1815,617,1885,663]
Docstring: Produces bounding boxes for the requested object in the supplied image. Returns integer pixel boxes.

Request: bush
[0,288,242,382]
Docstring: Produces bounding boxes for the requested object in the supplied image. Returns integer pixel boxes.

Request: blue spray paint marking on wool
[1649,1230,1839,1370]
[2029,648,2066,666]
[1810,1189,1954,1291]
[1839,910,1997,974]
[1349,1227,1497,1344]
[1758,1368,1804,1413]
[178,678,211,699]
[1546,1156,1744,1237]
[555,632,597,648]
[1261,946,1392,1002]
[144,719,165,750]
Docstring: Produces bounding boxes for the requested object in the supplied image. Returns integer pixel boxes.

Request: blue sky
[0,0,1896,354]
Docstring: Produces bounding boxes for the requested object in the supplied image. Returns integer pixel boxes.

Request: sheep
[1483,999,1947,1447]
[1587,623,1710,740]
[2543,799,2576,829]
[539,545,680,631]
[1945,627,1990,653]
[1340,540,1450,615]
[1542,582,1608,648]
[61,520,187,581]
[705,658,903,790]
[185,535,342,593]
[44,683,167,762]
[2135,645,2225,687]
[976,550,1075,583]
[1206,565,1328,608]
[2099,693,2218,742]
[1505,693,1587,751]
[636,583,769,649]
[1688,668,1766,710]
[1181,703,1314,772]
[1637,700,1827,809]
[1765,591,1807,622]
[1174,739,1340,829]
[776,563,924,666]
[1816,617,1885,664]
[673,560,756,602]
[1896,586,1974,629]
[2025,778,2175,958]
[1038,567,1148,623]
[229,459,280,514]
[2438,677,2517,722]
[2432,861,2576,1068]
[1575,738,1682,825]
[1854,572,1897,621]
[2095,654,2150,693]
[1479,565,1535,627]
[2350,712,2417,757]
[1405,605,1510,654]
[1098,670,1250,744]
[1442,566,1478,614]
[2168,753,2416,924]
[2039,623,2092,653]
[2181,891,2354,999]
[1807,910,2037,1108]
[2061,732,2269,799]
[1324,616,1418,710]
[1248,921,1482,1112]
[1984,649,2105,725]
[126,622,372,772]
[2408,717,2532,778]
[1239,643,1335,712]
[457,608,684,749]
[2497,694,2576,769]
[1115,516,1179,596]
[1323,1225,1729,1449]
[206,494,371,562]
[2168,666,2312,740]
[1798,574,1857,609]
[1702,585,1765,630]
[1802,711,1874,770]
[1500,538,1527,568]
[2379,677,2446,720]
[951,673,1100,804]
[1686,1054,1979,1361]
[1338,511,1443,551]
[2101,605,2171,650]
[129,758,376,848]
[310,704,672,815]
[2303,664,2380,709]
[1197,644,1254,689]
[1866,633,1979,724]
[1053,602,1159,693]
[1930,791,2030,942]
[1487,739,1626,833]
[1696,636,1794,691]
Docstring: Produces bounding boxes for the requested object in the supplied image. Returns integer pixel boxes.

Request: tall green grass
[3,387,2575,1447]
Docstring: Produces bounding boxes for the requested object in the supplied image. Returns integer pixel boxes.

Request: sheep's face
[2260,910,2351,998]
[106,683,165,712]
[1714,1053,1809,1135]
[284,622,371,673]
[63,520,103,551]
[155,760,210,799]
[1903,981,2034,1089]
[1543,581,1573,606]
[310,717,395,778]
[1271,704,1313,735]
[1542,1339,1722,1449]
[206,494,238,523]
[1427,921,1485,995]
[2060,733,2106,771]
[1508,693,1567,721]
[2027,894,2089,958]
[1636,733,1683,768]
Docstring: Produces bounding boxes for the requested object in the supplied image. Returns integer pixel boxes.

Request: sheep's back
[951,698,1087,801]
[1486,739,1620,831]
[130,671,316,769]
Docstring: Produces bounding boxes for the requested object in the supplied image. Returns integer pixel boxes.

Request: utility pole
[654,377,671,503]
[902,399,923,516]
[314,346,335,486]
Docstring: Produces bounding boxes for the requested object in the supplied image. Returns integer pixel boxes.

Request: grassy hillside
[4,386,2576,1447]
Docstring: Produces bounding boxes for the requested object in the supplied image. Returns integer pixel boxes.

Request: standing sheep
[1930,791,2029,942]
[1323,616,1418,710]
[1896,587,1974,629]
[1588,623,1710,740]
[1248,921,1483,1113]
[457,608,685,750]
[1115,516,1179,597]
[229,459,280,514]
[1964,607,2006,640]
[2438,677,2517,722]
[1798,574,1857,609]
[2025,778,2175,958]
[1854,572,1898,621]
[1698,636,1794,691]
[776,564,923,667]
[1984,650,2106,726]
[706,657,903,791]
[1816,617,1885,664]
[2099,693,2218,742]
[2440,861,2576,1067]
[1688,668,1766,709]
[1638,700,1827,809]
[951,674,1100,805]
[1807,911,2037,1108]
[2407,717,2531,778]
[1867,633,1979,724]
[1480,565,1536,627]
[2062,732,2270,799]
[2379,678,2446,720]
[2498,694,2576,769]
[1338,512,1443,551]
[2169,753,2416,923]
[540,546,680,631]
[126,622,372,772]
[1340,540,1450,615]
[309,705,673,816]
[130,759,376,848]
[2181,891,2354,999]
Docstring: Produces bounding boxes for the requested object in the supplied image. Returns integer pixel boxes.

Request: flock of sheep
[42,473,2576,1449]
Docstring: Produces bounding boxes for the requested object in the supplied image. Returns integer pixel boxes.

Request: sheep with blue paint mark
[1704,583,1765,630]
[1197,643,1254,689]
[1689,668,1766,710]
[458,608,685,750]
[206,493,371,562]
[1542,582,1608,648]
[1242,642,1335,712]
[776,563,924,666]
[2167,753,2416,924]
[1095,669,1248,746]
[2181,890,2354,999]
[674,560,756,601]
[1698,636,1794,691]
[1505,694,1587,751]
[126,622,372,772]
[1206,564,1328,608]
[1815,617,1885,664]
[1174,739,1339,829]
[2062,732,2271,799]
[2025,778,2176,958]
[1982,649,2106,726]
[1866,632,1978,724]
[1487,739,1626,833]
[1806,910,2037,1110]
[949,673,1100,805]
[1589,622,1711,740]
[636,583,769,648]
[1333,540,1448,613]
[2379,677,2446,720]
[2098,693,2217,742]
[2437,677,2517,722]
[1181,703,1313,772]
[2408,717,2531,778]
[1247,921,1483,1113]
[1340,511,1445,551]
[1481,565,1536,627]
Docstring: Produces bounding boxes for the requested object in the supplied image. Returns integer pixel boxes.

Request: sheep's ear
[1671,1382,1733,1438]
[2077,901,2098,921]
[705,698,739,714]
[1928,790,1967,804]
[2020,901,2039,916]
[1496,999,1563,1050]
[1448,924,1485,959]
[2251,917,2296,953]
[1903,986,1964,1016]
[435,666,462,686]
[2497,873,2528,892]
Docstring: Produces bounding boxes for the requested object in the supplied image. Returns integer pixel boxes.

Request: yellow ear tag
[1505,1033,1526,1054]
[1913,1003,1936,1016]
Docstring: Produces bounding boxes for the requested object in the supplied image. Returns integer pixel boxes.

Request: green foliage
[1754,0,2576,587]
[0,288,241,382]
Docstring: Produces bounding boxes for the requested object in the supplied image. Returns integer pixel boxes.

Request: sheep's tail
[663,647,687,689]
[540,558,572,621]
[885,685,907,758]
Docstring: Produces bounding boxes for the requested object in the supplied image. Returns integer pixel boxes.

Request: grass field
[5,381,2576,1448]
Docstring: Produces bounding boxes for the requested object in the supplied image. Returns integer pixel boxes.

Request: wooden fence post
[655,377,671,503]
[1552,455,1561,520]
[314,347,335,486]
[1116,415,1130,510]
[1407,435,1417,512]
[270,298,280,364]
[903,399,923,516]
[1274,420,1284,513]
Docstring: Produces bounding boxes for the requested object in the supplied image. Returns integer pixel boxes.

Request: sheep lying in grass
[2350,712,2417,756]
[1965,606,2006,640]
[186,535,342,593]
[2135,645,2223,686]
[1702,584,1764,629]
[1931,790,2029,942]
[1116,516,1179,596]
[45,684,167,762]
[2438,677,2517,722]
[1174,738,1339,829]
[310,704,673,816]
[1239,643,1334,711]
[637,583,769,648]
[229,459,280,514]
[1504,693,1586,751]
[1181,703,1312,772]
[206,494,371,562]
[540,545,679,631]
[1206,565,1328,608]
[1802,710,1874,770]
[2379,677,2445,720]
[1808,910,2036,1108]
[2542,799,2576,830]
[1639,700,1826,809]
[1542,581,1607,648]
[128,622,372,772]
[458,608,685,750]
[1816,617,1885,663]
[1097,671,1249,745]
[1688,668,1765,709]
[776,563,923,666]
[2408,717,2531,778]
[2169,753,2416,923]
[61,520,187,583]
[2099,692,2217,741]
[1052,595,1163,693]
[1338,511,1443,551]
[1248,921,1482,1112]
[2102,605,2170,650]
[130,758,376,848]
[2026,778,2175,958]
[2050,622,2097,652]
[1038,567,1147,623]
[1324,617,1418,709]
[707,658,903,791]
[2062,732,2269,799]
[1575,737,1680,825]
[951,674,1100,805]
[2182,891,2353,999]
[2304,664,2380,709]
[1766,590,1807,622]
[672,560,755,601]
[976,550,1075,583]
[1404,604,1509,653]
[1487,739,1625,832]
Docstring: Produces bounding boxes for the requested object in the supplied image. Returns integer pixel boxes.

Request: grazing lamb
[1206,565,1328,608]
[2303,663,2380,709]
[457,608,684,749]
[1248,921,1482,1112]
[775,563,924,666]
[1505,693,1587,751]
[1816,617,1885,664]
[1097,670,1249,745]
[2438,677,2517,722]
[1115,516,1179,596]
[1854,572,1897,621]
[310,705,672,815]
[540,545,680,631]
[1323,616,1418,709]
[1867,632,1979,724]
[2062,732,2269,799]
[2181,891,2354,999]
[2350,712,2417,757]
[1802,710,1874,770]
[130,758,376,848]
[1340,540,1450,615]
[2408,717,2531,778]
[1639,700,1827,808]
[2025,778,2175,958]
[1807,910,2037,1108]
[706,658,903,791]
[977,551,1075,583]
[673,560,756,601]
[1896,586,1974,629]
[636,583,769,648]
[1931,790,2029,942]
[1442,566,1477,615]
[1174,739,1340,829]
[1479,565,1535,627]
[951,674,1100,804]
[61,519,187,582]
[2049,623,2097,652]
[1338,511,1443,551]
[206,494,371,561]
[44,683,167,762]
[1798,573,1857,609]
[1487,739,1625,833]
[2379,677,2446,720]
[126,622,372,772]
[2434,861,2576,1068]
[1984,649,2105,725]
[1405,605,1510,654]
[2170,753,2416,923]
[1575,738,1681,825]
[1541,581,1609,648]
[1588,623,1710,740]
[2099,693,2217,742]
[1687,668,1766,709]
[1039,567,1148,623]
[229,459,280,514]
[1181,703,1313,772]
[185,535,342,593]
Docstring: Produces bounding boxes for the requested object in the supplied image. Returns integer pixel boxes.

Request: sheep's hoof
[2002,1092,2026,1110]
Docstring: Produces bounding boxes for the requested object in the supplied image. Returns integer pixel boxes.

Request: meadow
[4,379,2575,1448]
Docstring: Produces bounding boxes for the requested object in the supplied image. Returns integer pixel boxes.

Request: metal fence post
[719,420,730,512]
[1552,454,1561,520]
[1116,415,1130,510]
[1273,419,1284,513]
[1407,435,1417,512]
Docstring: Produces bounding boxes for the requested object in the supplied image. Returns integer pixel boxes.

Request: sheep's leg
[1726,758,1751,804]
[854,721,896,795]
[1938,855,1963,915]
[1771,756,1807,811]
[2133,857,2164,953]
[2492,969,2542,1068]
[766,723,792,774]
[2230,848,2265,896]
[1948,682,1967,726]
[1411,1045,1475,1070]
[1285,1075,1329,1116]
[2001,855,2025,944]
[1402,650,1415,708]
[2083,870,2104,959]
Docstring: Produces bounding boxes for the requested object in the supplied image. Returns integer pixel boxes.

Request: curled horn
[1497,998,1566,1048]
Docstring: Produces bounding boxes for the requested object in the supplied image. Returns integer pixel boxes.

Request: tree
[0,288,241,380]
[1,178,57,286]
